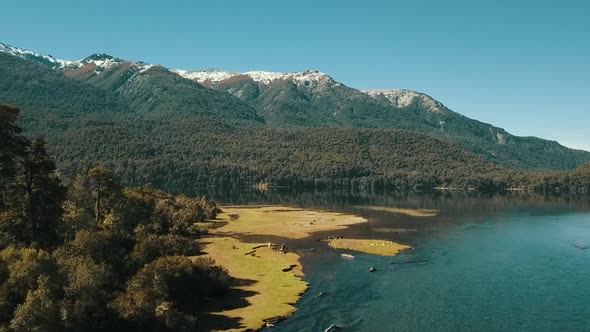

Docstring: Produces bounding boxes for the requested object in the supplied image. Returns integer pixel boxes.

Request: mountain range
[1,41,589,192]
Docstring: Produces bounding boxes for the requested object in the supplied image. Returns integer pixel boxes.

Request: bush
[130,234,200,270]
[113,256,230,330]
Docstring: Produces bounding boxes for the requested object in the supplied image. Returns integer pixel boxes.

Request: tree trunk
[95,183,101,225]
[25,167,36,237]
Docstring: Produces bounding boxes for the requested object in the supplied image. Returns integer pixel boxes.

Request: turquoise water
[279,211,590,331]
[209,190,590,331]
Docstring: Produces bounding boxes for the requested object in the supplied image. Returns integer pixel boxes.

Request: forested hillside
[44,124,517,193]
[203,74,590,170]
[1,46,590,194]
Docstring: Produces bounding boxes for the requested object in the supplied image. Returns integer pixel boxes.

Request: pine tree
[0,105,27,208]
[23,139,65,245]
[87,167,121,225]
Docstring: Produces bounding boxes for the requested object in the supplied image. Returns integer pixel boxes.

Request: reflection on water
[203,188,590,331]
[359,206,439,217]
[205,187,590,217]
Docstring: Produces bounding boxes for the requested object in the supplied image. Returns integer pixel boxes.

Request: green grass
[214,206,367,239]
[199,237,307,331]
[327,238,412,256]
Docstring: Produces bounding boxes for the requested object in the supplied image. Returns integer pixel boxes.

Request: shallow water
[209,189,590,331]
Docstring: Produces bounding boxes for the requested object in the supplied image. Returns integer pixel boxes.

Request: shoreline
[198,206,410,331]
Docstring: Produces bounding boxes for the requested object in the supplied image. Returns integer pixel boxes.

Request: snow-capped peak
[1,41,333,86]
[361,89,449,114]
[286,69,332,85]
[242,71,285,84]
[77,53,123,71]
[0,42,74,68]
[169,69,237,82]
[83,53,115,61]
[0,42,154,74]
[172,68,333,86]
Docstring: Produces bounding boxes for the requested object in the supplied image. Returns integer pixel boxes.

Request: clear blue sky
[2,0,589,150]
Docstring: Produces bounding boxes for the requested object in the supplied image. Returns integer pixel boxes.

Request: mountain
[0,51,130,132]
[183,69,590,170]
[0,42,74,68]
[0,51,509,192]
[0,44,262,124]
[0,42,589,193]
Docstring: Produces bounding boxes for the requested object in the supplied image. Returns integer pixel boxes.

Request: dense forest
[1,50,590,190]
[524,163,590,195]
[208,73,590,171]
[0,106,231,331]
[1,51,590,196]
[26,118,520,193]
[2,97,590,196]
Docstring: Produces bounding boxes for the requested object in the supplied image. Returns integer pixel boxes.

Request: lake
[208,189,590,331]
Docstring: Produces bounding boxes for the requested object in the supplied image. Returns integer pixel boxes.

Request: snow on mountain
[170,69,237,82]
[82,54,154,74]
[287,70,332,85]
[137,63,155,73]
[172,68,334,86]
[1,41,446,110]
[242,70,285,84]
[1,42,334,87]
[362,89,449,114]
[0,42,75,68]
[0,43,154,75]
[75,54,122,72]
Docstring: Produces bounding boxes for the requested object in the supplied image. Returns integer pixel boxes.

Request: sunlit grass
[213,206,367,239]
[327,238,412,256]
[198,237,307,331]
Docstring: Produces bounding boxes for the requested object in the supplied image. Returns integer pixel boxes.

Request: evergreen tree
[87,167,121,225]
[0,105,27,208]
[60,175,95,242]
[19,139,65,247]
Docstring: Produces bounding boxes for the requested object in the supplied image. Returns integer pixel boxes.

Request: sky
[1,0,589,150]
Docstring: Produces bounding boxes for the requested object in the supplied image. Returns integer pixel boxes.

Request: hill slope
[1,42,589,193]
[192,70,590,170]
[61,54,262,124]
[0,51,513,192]
[4,41,588,171]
